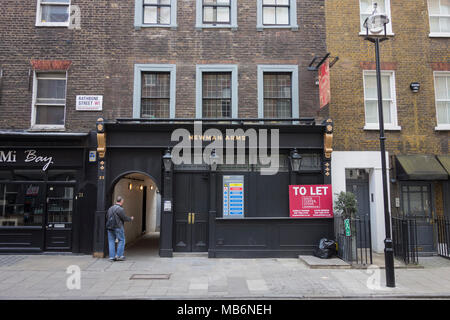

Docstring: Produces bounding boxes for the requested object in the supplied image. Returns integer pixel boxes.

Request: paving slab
[299,255,351,269]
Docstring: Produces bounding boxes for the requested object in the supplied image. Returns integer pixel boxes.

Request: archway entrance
[111,172,161,258]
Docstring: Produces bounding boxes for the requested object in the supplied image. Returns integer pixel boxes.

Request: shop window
[363,70,400,130]
[257,0,298,31]
[257,65,299,119]
[135,0,177,29]
[36,0,70,27]
[428,0,450,36]
[196,65,238,118]
[133,64,176,118]
[196,0,237,29]
[141,72,171,118]
[32,72,67,129]
[434,72,450,130]
[0,183,45,227]
[359,0,393,35]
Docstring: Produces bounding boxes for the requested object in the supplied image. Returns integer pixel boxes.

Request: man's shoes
[108,258,115,262]
[116,256,126,261]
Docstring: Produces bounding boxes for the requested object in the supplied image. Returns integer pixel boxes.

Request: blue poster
[223,176,244,218]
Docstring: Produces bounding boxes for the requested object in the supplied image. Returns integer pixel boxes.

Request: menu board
[223,176,244,219]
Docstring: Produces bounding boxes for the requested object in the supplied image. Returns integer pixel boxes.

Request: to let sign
[76,95,103,111]
[318,59,331,109]
[289,185,333,218]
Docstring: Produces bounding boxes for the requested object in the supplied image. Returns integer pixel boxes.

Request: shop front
[0,132,97,254]
[92,118,335,258]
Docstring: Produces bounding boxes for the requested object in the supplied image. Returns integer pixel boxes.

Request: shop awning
[396,155,449,180]
[437,155,450,176]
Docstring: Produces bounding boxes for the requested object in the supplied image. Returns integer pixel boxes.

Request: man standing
[106,196,134,261]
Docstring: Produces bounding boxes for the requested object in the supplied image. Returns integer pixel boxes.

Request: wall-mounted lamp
[162,148,172,172]
[139,185,143,191]
[289,149,302,172]
[128,183,133,190]
[410,82,420,93]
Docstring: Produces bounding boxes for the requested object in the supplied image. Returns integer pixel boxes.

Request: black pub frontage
[92,118,335,258]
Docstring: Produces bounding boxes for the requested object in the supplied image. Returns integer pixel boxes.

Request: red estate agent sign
[289,185,333,218]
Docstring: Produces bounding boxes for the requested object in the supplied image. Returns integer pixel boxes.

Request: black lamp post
[289,149,302,173]
[163,148,172,172]
[363,3,395,288]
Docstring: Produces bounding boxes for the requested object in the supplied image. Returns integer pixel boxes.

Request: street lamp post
[363,3,396,288]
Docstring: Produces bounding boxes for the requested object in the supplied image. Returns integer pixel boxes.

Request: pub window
[203,0,231,24]
[263,0,290,25]
[428,0,450,36]
[143,0,171,25]
[36,0,70,27]
[434,72,450,129]
[32,72,67,128]
[141,72,171,118]
[263,73,292,118]
[202,72,232,118]
[133,64,176,119]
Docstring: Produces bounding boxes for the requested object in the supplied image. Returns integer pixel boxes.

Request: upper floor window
[359,0,393,35]
[434,72,450,130]
[196,65,238,118]
[428,0,450,37]
[135,0,178,29]
[257,0,298,31]
[133,64,176,118]
[32,72,67,128]
[363,70,400,130]
[257,65,299,119]
[195,0,237,29]
[36,0,70,27]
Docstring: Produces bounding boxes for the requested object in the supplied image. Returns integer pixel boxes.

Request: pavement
[1,233,450,300]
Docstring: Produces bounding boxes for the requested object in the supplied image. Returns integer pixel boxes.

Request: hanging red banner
[318,59,331,109]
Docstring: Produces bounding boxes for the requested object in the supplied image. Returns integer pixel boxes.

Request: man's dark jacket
[106,204,131,230]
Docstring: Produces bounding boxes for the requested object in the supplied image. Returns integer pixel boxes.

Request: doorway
[173,172,209,252]
[346,169,371,248]
[111,173,160,257]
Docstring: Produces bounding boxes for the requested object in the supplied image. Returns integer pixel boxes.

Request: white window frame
[133,64,177,119]
[36,0,71,27]
[434,71,450,130]
[257,0,298,31]
[195,0,238,30]
[362,70,401,131]
[196,65,238,119]
[31,71,67,131]
[428,0,450,37]
[134,0,178,29]
[257,65,299,119]
[359,0,394,36]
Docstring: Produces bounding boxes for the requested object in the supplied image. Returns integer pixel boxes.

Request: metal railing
[335,215,373,265]
[392,216,419,265]
[436,216,450,259]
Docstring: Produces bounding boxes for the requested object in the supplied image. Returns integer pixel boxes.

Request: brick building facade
[0,1,334,256]
[326,0,450,254]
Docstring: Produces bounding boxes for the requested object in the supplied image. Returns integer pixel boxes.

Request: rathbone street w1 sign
[289,185,333,218]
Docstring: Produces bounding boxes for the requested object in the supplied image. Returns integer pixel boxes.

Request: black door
[346,178,371,248]
[45,184,75,251]
[173,173,209,252]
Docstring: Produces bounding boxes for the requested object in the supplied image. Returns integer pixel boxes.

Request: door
[173,173,209,252]
[346,178,371,248]
[401,183,434,254]
[45,184,75,251]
